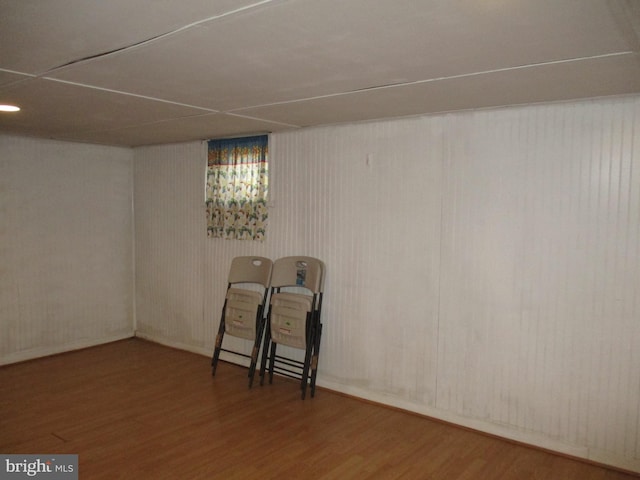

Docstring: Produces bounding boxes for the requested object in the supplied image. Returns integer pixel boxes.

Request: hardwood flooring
[0,338,636,479]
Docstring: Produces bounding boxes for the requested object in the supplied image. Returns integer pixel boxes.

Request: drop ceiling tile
[0,0,267,74]
[1,0,638,146]
[55,113,294,147]
[0,78,210,140]
[0,70,32,88]
[234,54,640,127]
[45,0,630,111]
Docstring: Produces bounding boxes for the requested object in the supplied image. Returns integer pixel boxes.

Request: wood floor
[0,339,636,480]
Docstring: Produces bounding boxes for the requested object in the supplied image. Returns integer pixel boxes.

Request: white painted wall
[133,142,210,350]
[436,100,640,469]
[133,95,640,472]
[0,134,134,364]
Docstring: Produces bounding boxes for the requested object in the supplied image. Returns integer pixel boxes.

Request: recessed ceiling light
[0,105,20,112]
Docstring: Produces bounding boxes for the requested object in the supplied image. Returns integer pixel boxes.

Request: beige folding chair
[259,256,325,399]
[211,256,273,387]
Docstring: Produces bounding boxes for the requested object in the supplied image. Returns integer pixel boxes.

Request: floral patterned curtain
[206,135,268,240]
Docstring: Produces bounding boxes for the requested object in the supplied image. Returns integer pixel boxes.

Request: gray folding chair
[211,256,273,387]
[259,256,325,399]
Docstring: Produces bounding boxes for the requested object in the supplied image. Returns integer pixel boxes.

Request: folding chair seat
[211,256,273,387]
[260,256,325,399]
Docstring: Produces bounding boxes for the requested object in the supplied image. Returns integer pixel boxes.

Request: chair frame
[211,256,272,388]
[259,256,324,399]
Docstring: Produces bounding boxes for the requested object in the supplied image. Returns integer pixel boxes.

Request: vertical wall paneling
[133,142,210,352]
[0,134,134,364]
[267,120,443,402]
[131,96,640,472]
[437,98,640,469]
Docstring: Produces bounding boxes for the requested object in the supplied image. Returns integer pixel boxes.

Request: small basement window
[205,135,268,241]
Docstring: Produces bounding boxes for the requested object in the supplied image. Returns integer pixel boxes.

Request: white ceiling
[1,0,639,147]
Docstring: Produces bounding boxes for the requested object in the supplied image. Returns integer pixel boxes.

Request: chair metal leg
[211,320,226,376]
[309,323,322,397]
[267,342,277,384]
[300,340,315,400]
[259,320,271,386]
[248,320,265,388]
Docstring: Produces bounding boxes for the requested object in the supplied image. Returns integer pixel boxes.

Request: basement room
[1,1,639,478]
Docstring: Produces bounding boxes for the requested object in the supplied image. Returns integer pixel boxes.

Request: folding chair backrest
[268,256,324,349]
[223,256,273,340]
[270,256,324,293]
[228,256,272,288]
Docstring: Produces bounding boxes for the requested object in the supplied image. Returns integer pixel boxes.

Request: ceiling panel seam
[229,51,637,112]
[41,77,220,112]
[34,0,281,79]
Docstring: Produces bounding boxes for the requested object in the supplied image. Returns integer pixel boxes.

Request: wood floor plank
[0,338,637,479]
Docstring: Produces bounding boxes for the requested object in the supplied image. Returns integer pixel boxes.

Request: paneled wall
[0,134,134,364]
[437,101,640,469]
[133,95,640,472]
[133,142,209,350]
